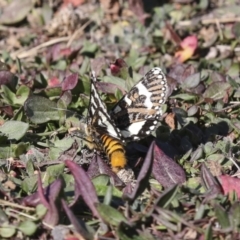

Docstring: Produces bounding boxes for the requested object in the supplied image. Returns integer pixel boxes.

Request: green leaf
[26,159,35,175]
[171,93,197,101]
[0,120,29,140]
[35,204,48,219]
[48,138,74,160]
[154,185,179,209]
[14,85,30,105]
[14,142,29,157]
[0,0,33,24]
[203,82,231,100]
[92,174,110,186]
[81,41,98,54]
[103,76,126,90]
[46,163,65,178]
[204,224,213,240]
[18,221,37,236]
[21,175,38,193]
[0,146,13,159]
[52,60,67,71]
[0,208,8,223]
[230,202,240,231]
[1,85,15,105]
[206,154,225,163]
[96,203,127,227]
[0,223,16,238]
[24,96,59,124]
[198,0,209,10]
[214,204,230,229]
[94,185,122,198]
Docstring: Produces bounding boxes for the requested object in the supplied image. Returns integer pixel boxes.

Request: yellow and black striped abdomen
[100,134,127,172]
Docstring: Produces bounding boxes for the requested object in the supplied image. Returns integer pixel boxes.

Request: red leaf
[63,0,86,7]
[219,175,240,198]
[48,77,61,87]
[65,160,101,218]
[21,176,63,227]
[62,73,78,91]
[152,144,186,188]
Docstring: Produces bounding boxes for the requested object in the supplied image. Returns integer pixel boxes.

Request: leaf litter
[0,0,240,239]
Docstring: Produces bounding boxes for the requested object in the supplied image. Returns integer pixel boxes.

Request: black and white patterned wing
[110,67,168,140]
[88,71,122,140]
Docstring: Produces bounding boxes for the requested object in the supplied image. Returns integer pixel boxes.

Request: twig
[10,36,70,59]
[202,17,240,25]
[0,199,34,211]
[213,102,240,113]
[178,17,240,27]
[67,20,92,47]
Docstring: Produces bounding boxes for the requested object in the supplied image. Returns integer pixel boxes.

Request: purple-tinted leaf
[61,199,93,239]
[21,175,62,227]
[182,65,196,81]
[62,74,78,91]
[168,64,196,85]
[58,90,72,108]
[87,155,125,188]
[90,57,107,76]
[200,163,222,201]
[65,160,100,218]
[152,144,186,188]
[166,75,178,97]
[0,70,17,89]
[0,106,13,117]
[122,182,134,196]
[47,44,76,62]
[190,146,203,162]
[123,141,155,202]
[181,73,201,90]
[21,178,62,207]
[95,81,125,95]
[165,22,182,46]
[189,83,206,94]
[168,64,186,83]
[187,105,198,116]
[211,72,227,83]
